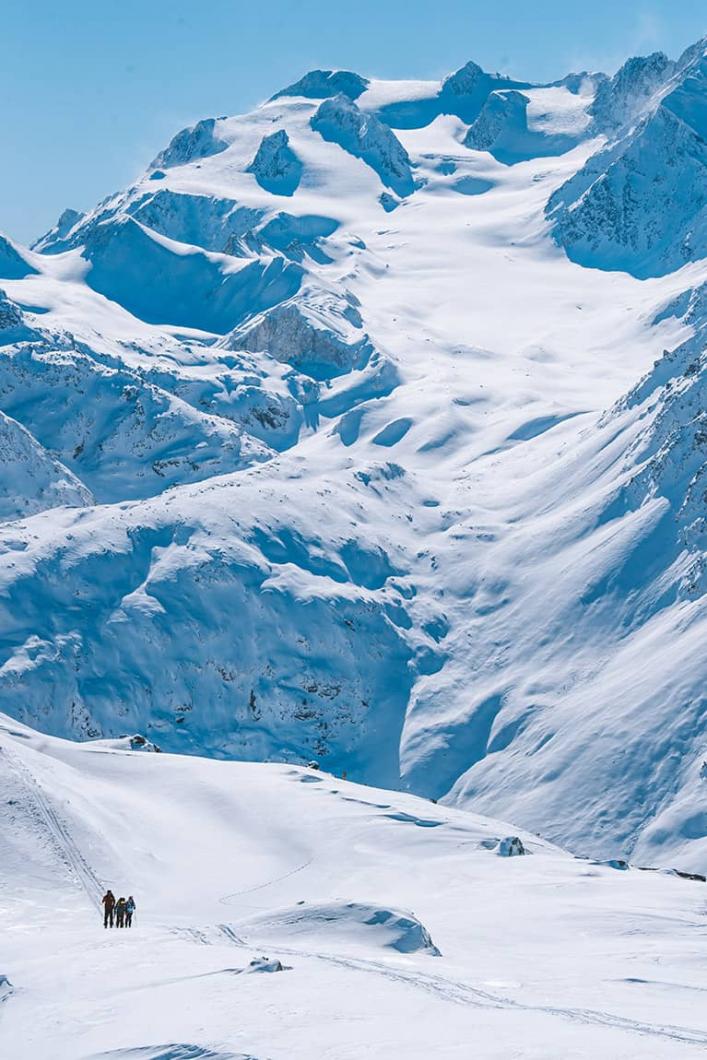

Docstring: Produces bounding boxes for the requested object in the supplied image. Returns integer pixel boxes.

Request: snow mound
[247,130,302,196]
[237,900,441,955]
[151,118,229,170]
[311,95,414,197]
[272,69,368,102]
[91,1048,253,1059]
[0,409,92,521]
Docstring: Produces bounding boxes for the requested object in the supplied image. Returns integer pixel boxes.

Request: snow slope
[1,715,706,1059]
[0,43,705,873]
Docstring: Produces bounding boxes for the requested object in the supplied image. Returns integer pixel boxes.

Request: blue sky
[1,0,705,243]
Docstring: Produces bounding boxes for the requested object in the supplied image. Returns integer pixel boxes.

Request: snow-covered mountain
[1,40,705,874]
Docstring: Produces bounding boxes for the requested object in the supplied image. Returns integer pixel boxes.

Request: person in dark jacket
[125,896,136,927]
[102,890,116,929]
[115,896,127,928]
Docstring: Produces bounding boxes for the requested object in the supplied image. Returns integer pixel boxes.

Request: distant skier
[115,896,127,928]
[125,896,136,927]
[102,889,116,929]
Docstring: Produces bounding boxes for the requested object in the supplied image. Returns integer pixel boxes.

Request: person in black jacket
[102,890,116,928]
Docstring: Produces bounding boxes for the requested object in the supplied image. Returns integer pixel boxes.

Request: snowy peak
[151,116,229,170]
[590,51,675,130]
[311,94,415,196]
[271,68,369,101]
[549,41,707,276]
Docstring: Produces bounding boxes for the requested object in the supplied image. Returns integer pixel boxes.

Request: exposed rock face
[272,69,369,102]
[548,44,707,276]
[152,117,229,169]
[311,95,414,196]
[247,129,303,196]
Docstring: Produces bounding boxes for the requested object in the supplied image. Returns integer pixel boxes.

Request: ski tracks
[210,922,707,1048]
[2,742,103,909]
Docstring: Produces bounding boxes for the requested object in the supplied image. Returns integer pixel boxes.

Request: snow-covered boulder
[311,95,414,197]
[498,836,527,857]
[247,129,302,196]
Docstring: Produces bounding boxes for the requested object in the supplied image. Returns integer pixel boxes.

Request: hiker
[125,896,136,928]
[115,896,127,928]
[102,889,116,929]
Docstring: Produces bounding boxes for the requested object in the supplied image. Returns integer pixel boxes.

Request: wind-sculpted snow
[83,218,303,332]
[376,60,532,129]
[463,89,581,163]
[127,191,264,256]
[311,95,415,197]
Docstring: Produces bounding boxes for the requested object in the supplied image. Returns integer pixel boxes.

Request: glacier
[0,38,705,881]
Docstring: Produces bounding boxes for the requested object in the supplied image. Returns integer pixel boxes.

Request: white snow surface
[1,715,706,1059]
[0,43,706,880]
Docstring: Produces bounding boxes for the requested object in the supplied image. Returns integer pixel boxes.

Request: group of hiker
[101,890,136,929]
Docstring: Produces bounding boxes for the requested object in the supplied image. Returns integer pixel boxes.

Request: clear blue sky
[1,0,704,243]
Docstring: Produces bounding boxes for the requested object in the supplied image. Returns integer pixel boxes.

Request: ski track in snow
[2,743,103,908]
[218,858,314,904]
[208,923,707,1047]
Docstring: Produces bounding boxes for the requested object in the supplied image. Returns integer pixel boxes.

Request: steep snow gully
[0,39,706,877]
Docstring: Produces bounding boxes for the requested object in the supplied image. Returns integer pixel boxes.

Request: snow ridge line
[2,743,103,909]
[212,923,707,1046]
